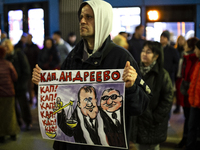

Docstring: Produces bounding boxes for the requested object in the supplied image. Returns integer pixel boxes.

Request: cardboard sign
[38,69,127,149]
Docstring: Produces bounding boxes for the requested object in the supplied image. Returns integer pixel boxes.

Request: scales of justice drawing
[45,98,77,138]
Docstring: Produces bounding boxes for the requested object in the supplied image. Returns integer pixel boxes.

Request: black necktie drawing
[89,118,95,128]
[112,112,121,130]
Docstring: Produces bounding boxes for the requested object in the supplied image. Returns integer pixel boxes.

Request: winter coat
[0,59,18,97]
[163,44,179,83]
[5,49,31,95]
[188,60,200,108]
[128,34,145,63]
[53,1,150,149]
[38,47,60,70]
[178,52,198,107]
[130,62,173,144]
[24,42,40,73]
[53,36,151,150]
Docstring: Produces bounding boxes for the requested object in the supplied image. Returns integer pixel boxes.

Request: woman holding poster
[130,41,173,150]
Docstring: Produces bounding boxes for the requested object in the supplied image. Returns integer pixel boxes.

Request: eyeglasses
[101,94,121,100]
[141,49,153,55]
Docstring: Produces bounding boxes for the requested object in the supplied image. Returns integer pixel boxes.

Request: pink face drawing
[100,89,122,113]
[78,88,98,119]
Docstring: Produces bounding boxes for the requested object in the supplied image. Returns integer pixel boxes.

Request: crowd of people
[0,31,76,143]
[113,25,200,150]
[0,0,200,150]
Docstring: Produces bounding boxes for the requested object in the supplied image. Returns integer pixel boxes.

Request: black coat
[99,107,126,147]
[5,49,31,95]
[38,47,60,70]
[163,45,179,83]
[53,36,151,150]
[128,34,146,63]
[130,62,173,144]
[57,107,101,145]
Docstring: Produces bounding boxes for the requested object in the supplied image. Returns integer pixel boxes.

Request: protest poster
[38,69,127,149]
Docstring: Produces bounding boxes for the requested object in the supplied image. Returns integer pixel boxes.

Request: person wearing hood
[130,41,173,150]
[32,0,151,150]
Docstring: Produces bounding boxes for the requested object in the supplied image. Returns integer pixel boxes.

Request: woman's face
[141,45,158,67]
[178,37,186,47]
[45,39,53,49]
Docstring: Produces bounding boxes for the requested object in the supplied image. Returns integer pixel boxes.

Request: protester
[24,33,40,105]
[14,33,27,50]
[52,31,70,66]
[0,46,19,143]
[66,32,77,52]
[176,37,199,148]
[38,37,60,70]
[130,41,173,150]
[32,1,151,150]
[128,25,146,63]
[174,35,186,114]
[3,39,32,131]
[160,30,179,84]
[186,40,200,150]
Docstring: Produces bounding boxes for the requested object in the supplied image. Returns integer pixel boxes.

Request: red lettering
[46,72,51,81]
[66,72,72,81]
[84,72,89,81]
[96,71,102,82]
[40,111,45,118]
[40,87,46,94]
[40,102,46,110]
[59,71,65,81]
[73,71,83,82]
[90,71,95,81]
[103,71,110,81]
[52,73,56,80]
[41,73,46,82]
[111,71,120,80]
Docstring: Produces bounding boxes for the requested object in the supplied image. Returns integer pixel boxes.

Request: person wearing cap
[185,40,200,150]
[160,30,179,84]
[32,0,151,150]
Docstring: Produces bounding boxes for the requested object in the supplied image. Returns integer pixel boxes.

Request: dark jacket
[5,49,31,95]
[57,107,102,145]
[130,62,173,144]
[99,107,126,147]
[53,36,151,150]
[38,47,60,70]
[163,44,179,83]
[128,34,146,63]
[24,42,40,73]
[0,59,18,97]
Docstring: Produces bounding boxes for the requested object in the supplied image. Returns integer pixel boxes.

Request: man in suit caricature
[99,88,126,147]
[55,86,108,145]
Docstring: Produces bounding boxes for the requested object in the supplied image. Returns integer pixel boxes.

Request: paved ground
[0,103,184,150]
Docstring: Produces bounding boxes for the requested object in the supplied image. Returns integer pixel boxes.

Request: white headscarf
[78,0,113,54]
